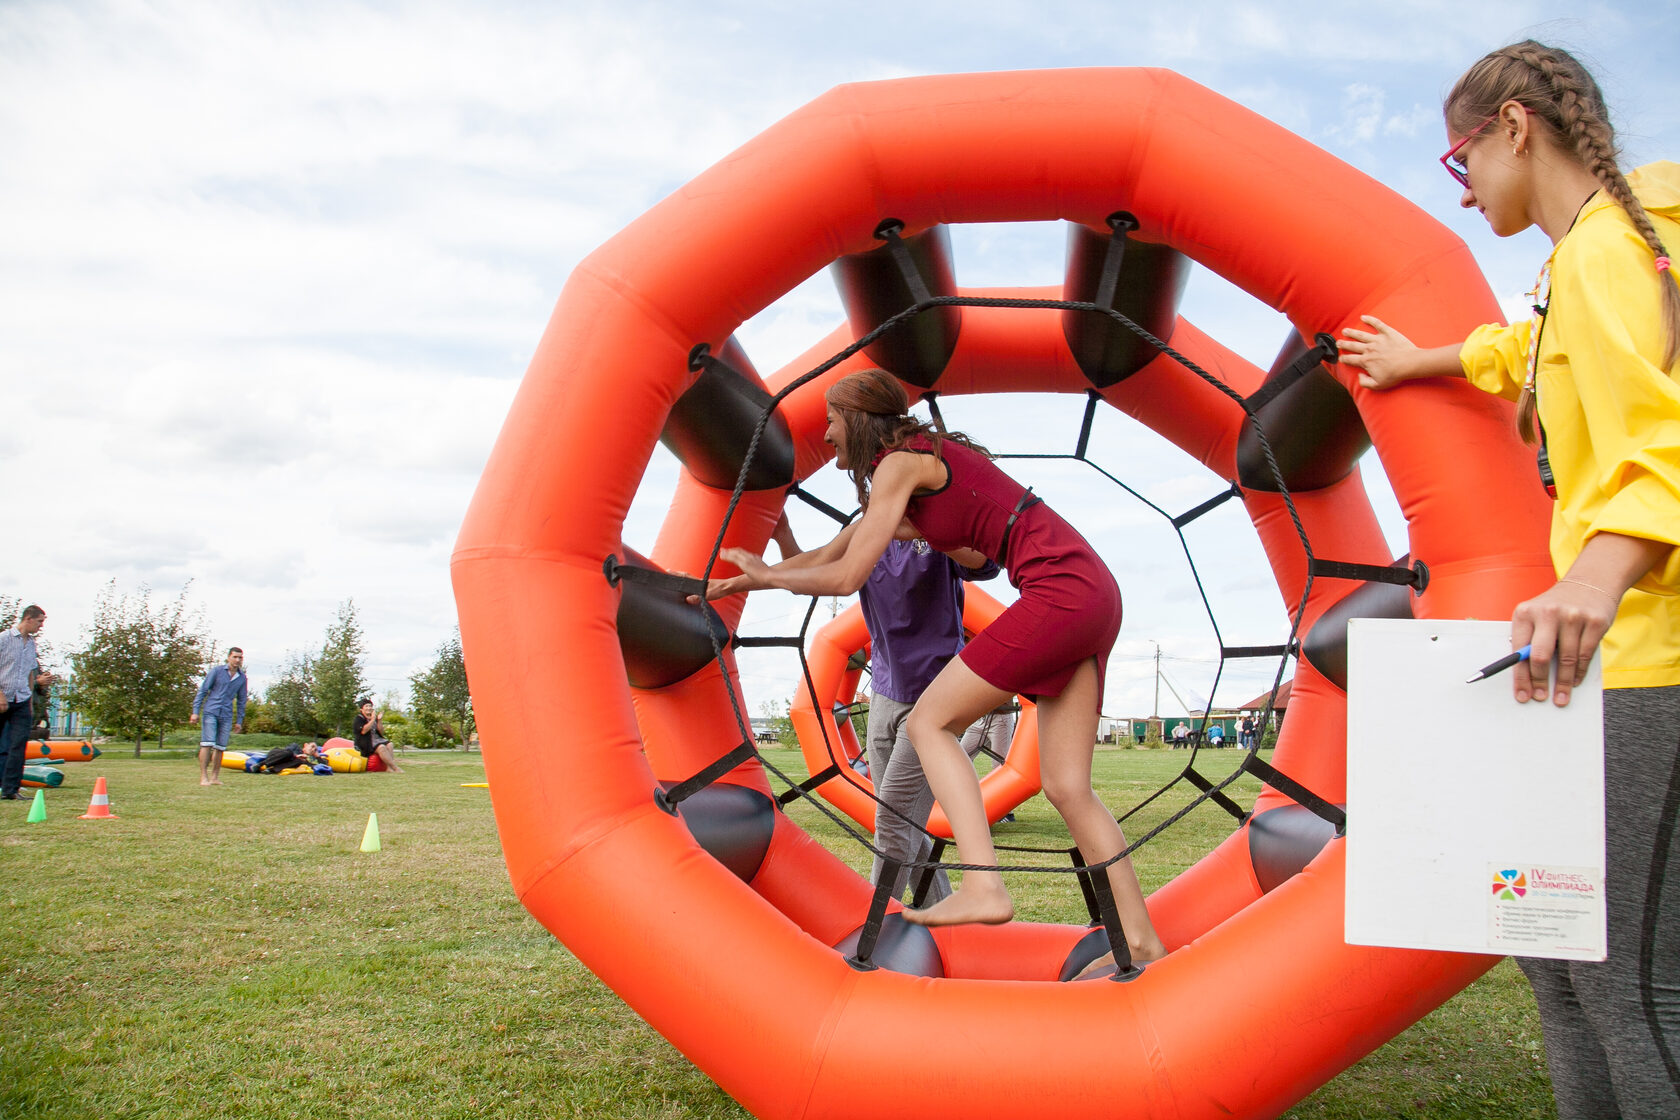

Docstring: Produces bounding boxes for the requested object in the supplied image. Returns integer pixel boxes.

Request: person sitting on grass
[352,699,404,774]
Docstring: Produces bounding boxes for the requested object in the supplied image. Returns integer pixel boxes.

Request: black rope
[921,390,947,434]
[1085,858,1140,981]
[623,259,1348,922]
[731,635,805,649]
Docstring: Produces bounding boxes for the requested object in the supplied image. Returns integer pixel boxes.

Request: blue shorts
[200,711,233,749]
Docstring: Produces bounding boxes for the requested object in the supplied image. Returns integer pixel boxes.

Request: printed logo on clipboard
[1487,862,1607,961]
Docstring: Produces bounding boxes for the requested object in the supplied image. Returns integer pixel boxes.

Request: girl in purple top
[705,369,1164,963]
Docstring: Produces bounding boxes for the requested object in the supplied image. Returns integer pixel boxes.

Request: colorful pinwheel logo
[1492,869,1528,900]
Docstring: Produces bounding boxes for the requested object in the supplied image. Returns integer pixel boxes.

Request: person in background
[772,512,998,902]
[0,606,55,801]
[191,647,247,786]
[256,741,321,774]
[1339,40,1680,1117]
[353,698,404,774]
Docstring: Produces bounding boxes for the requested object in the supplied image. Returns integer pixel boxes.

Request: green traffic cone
[359,812,381,853]
[26,790,46,823]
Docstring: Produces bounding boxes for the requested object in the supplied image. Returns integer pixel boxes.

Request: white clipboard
[1345,618,1606,961]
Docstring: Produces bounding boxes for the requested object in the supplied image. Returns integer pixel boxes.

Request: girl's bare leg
[902,659,1014,926]
[1041,659,1166,969]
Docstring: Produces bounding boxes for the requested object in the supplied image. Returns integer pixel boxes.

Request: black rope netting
[615,226,1416,973]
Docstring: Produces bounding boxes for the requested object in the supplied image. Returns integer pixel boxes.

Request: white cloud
[1,0,1674,722]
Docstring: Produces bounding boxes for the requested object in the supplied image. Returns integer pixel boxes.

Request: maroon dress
[875,436,1122,707]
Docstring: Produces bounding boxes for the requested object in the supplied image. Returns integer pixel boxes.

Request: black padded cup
[660,781,776,883]
[613,547,731,689]
[1300,559,1417,691]
[1247,804,1343,894]
[659,336,795,491]
[830,223,961,389]
[832,913,945,978]
[1237,332,1371,493]
[1060,220,1191,388]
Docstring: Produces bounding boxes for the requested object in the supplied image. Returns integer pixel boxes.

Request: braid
[1451,41,1680,442]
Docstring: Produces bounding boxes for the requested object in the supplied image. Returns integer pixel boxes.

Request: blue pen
[1466,644,1533,684]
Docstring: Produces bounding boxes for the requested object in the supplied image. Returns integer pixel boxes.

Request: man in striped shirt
[0,605,56,800]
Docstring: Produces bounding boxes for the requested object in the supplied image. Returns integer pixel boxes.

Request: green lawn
[1,743,1554,1119]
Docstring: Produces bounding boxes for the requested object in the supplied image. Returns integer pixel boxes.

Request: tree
[313,600,368,738]
[264,650,321,736]
[66,581,211,757]
[410,629,474,749]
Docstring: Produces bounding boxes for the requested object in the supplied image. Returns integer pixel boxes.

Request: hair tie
[1657,255,1673,274]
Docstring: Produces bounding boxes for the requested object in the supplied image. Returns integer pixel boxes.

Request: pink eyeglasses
[1439,113,1500,188]
[1439,108,1529,188]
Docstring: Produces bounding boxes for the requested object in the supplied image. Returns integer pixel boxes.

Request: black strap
[654,741,757,814]
[847,858,899,971]
[1221,643,1296,660]
[1309,557,1430,594]
[875,220,933,307]
[1171,482,1243,529]
[1085,858,1140,980]
[1244,333,1338,414]
[1074,390,1100,460]
[909,838,948,908]
[921,391,947,434]
[1094,211,1139,310]
[731,635,804,649]
[775,763,841,808]
[1068,847,1102,923]
[789,485,855,527]
[1241,754,1346,832]
[602,554,708,598]
[997,488,1043,567]
[1184,767,1249,824]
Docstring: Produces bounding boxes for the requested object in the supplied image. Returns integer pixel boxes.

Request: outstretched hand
[681,548,773,604]
[1338,315,1420,390]
[1510,579,1619,706]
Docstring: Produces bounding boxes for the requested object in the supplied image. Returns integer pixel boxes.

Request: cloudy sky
[4,1,1676,718]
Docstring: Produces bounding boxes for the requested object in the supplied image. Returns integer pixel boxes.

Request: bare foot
[903,886,1013,927]
[200,778,212,787]
[210,778,223,786]
[1072,939,1169,980]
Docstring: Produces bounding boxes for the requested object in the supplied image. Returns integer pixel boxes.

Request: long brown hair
[1446,40,1680,443]
[825,368,991,509]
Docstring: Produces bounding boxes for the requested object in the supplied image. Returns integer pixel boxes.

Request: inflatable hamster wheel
[453,68,1555,1120]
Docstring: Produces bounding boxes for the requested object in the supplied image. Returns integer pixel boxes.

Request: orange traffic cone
[79,776,118,820]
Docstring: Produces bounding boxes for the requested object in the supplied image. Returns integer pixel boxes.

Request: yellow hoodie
[1461,161,1680,687]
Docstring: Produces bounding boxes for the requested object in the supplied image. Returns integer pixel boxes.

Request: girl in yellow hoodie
[1340,40,1680,1119]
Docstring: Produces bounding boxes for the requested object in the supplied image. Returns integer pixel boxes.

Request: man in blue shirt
[191,647,247,786]
[0,605,55,800]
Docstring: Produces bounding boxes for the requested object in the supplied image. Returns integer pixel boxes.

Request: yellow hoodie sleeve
[1549,221,1680,587]
[1460,319,1530,402]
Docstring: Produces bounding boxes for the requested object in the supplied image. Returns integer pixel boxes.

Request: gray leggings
[1518,684,1680,1119]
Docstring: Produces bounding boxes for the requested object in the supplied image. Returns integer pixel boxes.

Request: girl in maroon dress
[705,368,1164,962]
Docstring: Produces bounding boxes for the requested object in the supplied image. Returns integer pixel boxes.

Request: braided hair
[825,368,991,510]
[1447,40,1680,442]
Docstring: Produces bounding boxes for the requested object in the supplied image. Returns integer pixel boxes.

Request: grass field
[2,742,1556,1119]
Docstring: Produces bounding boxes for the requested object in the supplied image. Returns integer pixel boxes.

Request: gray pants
[866,693,988,903]
[1518,684,1680,1119]
[959,709,1015,767]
